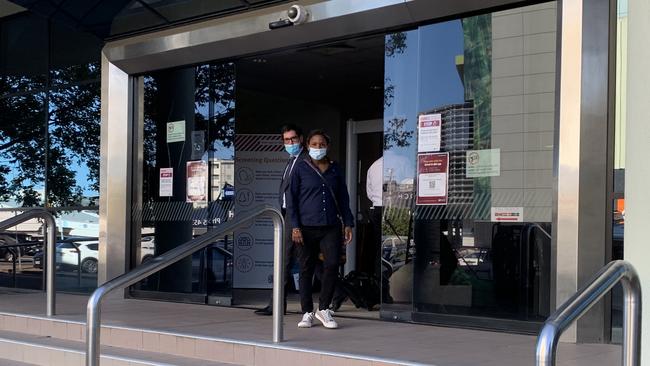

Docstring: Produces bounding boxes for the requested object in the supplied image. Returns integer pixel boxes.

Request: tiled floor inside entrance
[0,291,621,366]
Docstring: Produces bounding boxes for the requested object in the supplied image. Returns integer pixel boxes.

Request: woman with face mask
[287,129,354,330]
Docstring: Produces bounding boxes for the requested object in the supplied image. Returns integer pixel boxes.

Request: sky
[383,20,465,182]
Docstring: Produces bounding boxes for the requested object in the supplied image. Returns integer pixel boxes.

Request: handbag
[304,159,348,264]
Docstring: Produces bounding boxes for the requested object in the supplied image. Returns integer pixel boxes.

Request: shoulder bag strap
[303,158,344,222]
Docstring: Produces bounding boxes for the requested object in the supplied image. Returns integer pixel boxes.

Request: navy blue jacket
[287,158,354,229]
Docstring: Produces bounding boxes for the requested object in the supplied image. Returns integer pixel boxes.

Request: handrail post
[86,289,104,366]
[535,260,641,366]
[84,205,283,366]
[621,269,642,366]
[271,211,285,343]
[0,209,56,316]
[43,211,57,317]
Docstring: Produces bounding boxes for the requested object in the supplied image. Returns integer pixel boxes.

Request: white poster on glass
[466,148,501,178]
[417,113,442,152]
[159,168,173,197]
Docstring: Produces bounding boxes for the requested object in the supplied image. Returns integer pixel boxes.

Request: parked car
[33,250,43,269]
[0,246,16,262]
[0,233,35,261]
[140,236,155,264]
[56,241,98,274]
[35,240,99,273]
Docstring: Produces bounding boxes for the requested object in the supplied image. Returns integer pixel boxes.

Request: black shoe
[254,306,273,316]
[254,303,288,315]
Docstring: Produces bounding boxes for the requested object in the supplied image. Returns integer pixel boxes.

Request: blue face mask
[309,147,327,161]
[284,143,301,156]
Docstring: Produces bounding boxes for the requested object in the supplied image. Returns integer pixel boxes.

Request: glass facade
[127,2,559,332]
[382,3,557,327]
[132,62,235,299]
[0,10,102,293]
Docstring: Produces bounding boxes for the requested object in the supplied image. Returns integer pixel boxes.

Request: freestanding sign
[416,152,449,205]
[233,134,286,288]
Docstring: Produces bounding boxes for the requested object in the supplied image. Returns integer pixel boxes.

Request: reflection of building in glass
[211,158,234,200]
[488,4,557,223]
[421,102,475,210]
[460,5,557,223]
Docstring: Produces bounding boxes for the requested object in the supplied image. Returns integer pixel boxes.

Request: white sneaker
[298,312,314,328]
[315,309,338,329]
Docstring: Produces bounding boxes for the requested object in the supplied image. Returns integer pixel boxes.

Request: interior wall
[235,88,344,162]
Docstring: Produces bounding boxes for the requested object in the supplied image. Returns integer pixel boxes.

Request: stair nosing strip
[0,335,195,366]
[0,311,430,366]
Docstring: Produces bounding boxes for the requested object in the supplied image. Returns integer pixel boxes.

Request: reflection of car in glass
[0,246,16,262]
[456,247,490,266]
[55,241,99,274]
[140,236,155,264]
[33,250,43,269]
[0,233,35,261]
[382,236,407,270]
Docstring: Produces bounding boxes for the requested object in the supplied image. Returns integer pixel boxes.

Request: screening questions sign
[233,134,287,289]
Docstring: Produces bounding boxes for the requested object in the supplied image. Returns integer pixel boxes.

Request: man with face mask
[254,124,308,316]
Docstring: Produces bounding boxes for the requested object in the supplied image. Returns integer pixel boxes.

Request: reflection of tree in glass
[48,64,101,206]
[0,91,45,205]
[384,117,414,150]
[0,63,100,207]
[384,32,412,149]
[194,63,235,153]
[383,32,407,109]
[385,32,407,57]
[142,63,236,203]
[384,79,394,108]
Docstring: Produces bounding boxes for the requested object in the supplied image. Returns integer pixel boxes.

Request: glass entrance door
[130,62,236,303]
[381,2,557,332]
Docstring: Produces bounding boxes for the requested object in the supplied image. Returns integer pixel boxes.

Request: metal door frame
[345,118,383,274]
[98,0,616,340]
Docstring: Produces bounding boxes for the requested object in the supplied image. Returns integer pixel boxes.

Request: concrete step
[0,312,414,366]
[0,330,239,366]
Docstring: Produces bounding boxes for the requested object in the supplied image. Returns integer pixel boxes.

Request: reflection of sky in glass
[195,94,234,161]
[384,21,464,182]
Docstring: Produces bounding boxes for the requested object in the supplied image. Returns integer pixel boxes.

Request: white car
[56,241,98,274]
[140,236,155,264]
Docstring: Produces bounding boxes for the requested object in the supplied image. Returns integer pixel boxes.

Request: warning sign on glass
[416,152,449,205]
[186,161,208,203]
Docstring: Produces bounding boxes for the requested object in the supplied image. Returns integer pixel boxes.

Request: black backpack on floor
[333,270,380,311]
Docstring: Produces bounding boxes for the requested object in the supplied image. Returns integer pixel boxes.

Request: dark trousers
[265,210,295,308]
[298,225,341,312]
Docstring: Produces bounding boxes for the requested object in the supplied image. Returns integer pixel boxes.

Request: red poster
[416,152,449,205]
[186,161,208,203]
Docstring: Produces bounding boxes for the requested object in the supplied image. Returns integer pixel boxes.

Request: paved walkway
[0,291,621,366]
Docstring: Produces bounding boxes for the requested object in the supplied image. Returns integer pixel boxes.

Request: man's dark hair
[280,124,303,137]
[306,129,331,144]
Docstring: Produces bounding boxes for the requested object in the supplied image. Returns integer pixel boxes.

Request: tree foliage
[383,117,414,150]
[0,63,100,207]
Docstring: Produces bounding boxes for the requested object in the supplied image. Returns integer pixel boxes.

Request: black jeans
[298,225,341,312]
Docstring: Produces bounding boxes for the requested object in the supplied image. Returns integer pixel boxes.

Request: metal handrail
[85,204,284,366]
[0,209,57,316]
[536,260,641,366]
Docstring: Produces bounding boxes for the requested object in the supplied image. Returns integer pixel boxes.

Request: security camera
[287,4,309,25]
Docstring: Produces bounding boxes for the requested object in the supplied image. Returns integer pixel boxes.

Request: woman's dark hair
[280,124,303,137]
[306,129,331,144]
